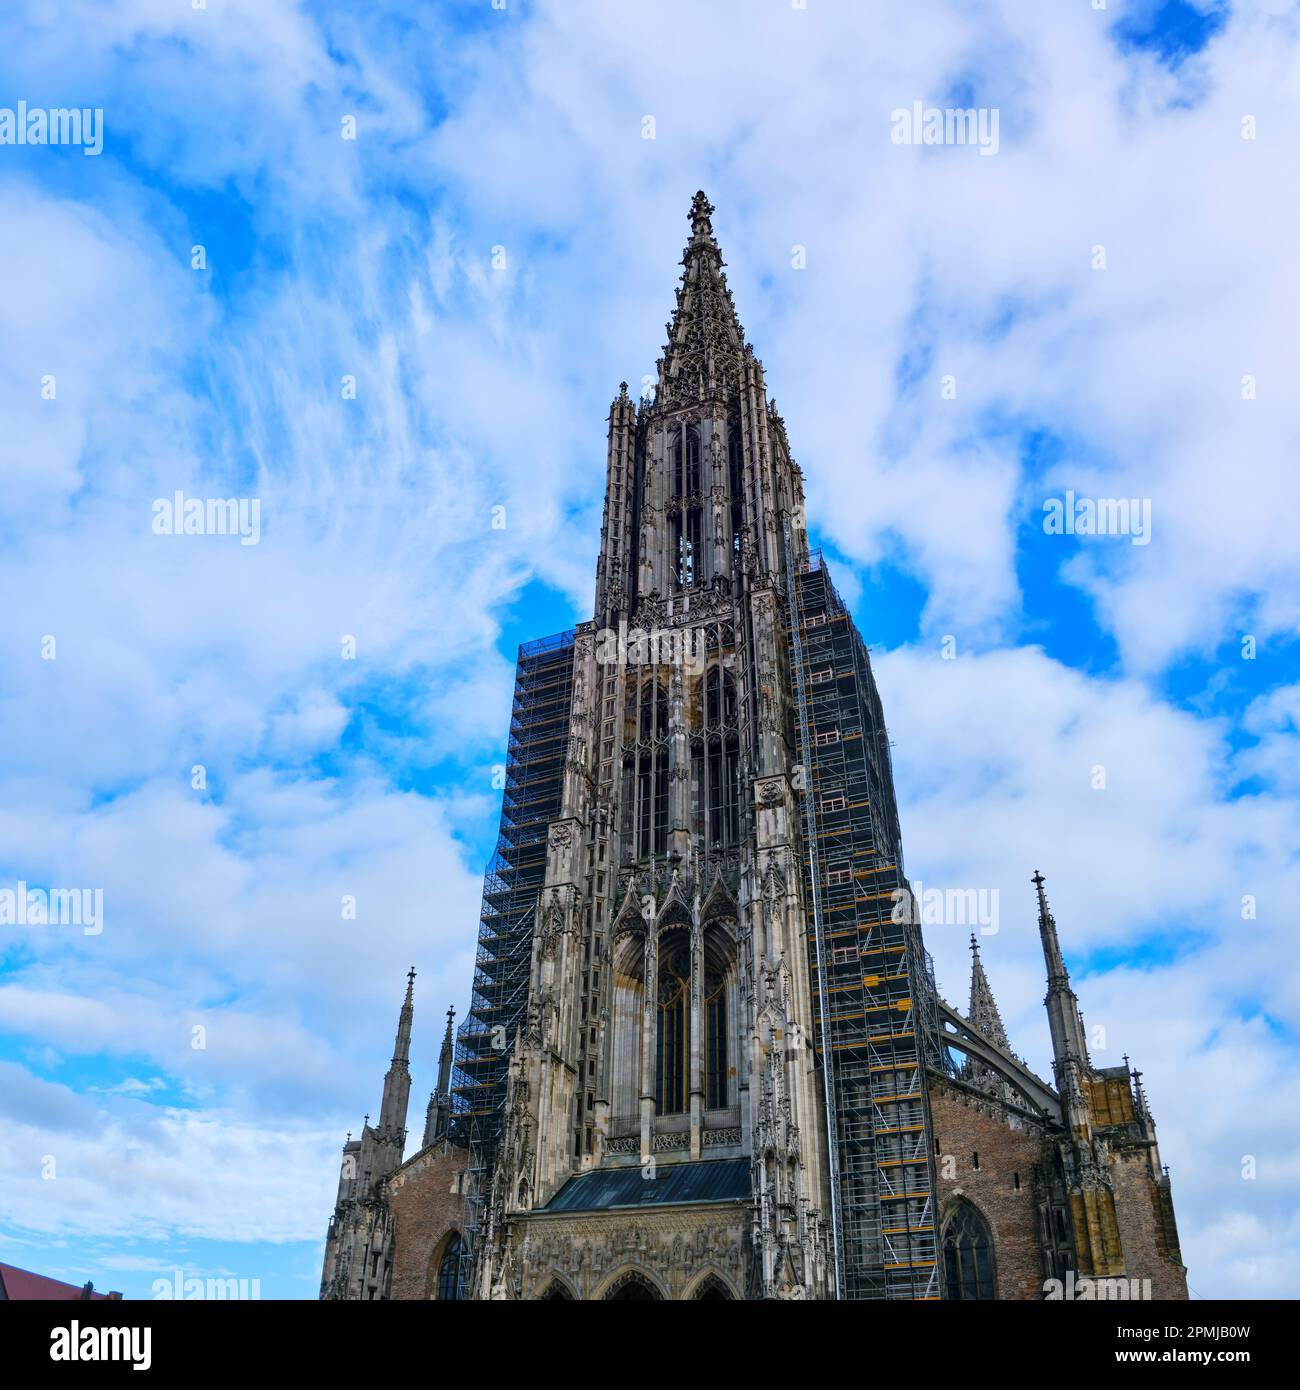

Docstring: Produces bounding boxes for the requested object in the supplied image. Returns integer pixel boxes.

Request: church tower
[467,192,940,1301]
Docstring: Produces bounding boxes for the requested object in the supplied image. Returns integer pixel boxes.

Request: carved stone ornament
[756,779,784,807]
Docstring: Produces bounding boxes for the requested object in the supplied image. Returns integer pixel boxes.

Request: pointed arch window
[728,420,744,553]
[703,667,739,847]
[704,966,727,1109]
[677,507,701,588]
[704,665,737,725]
[685,427,701,495]
[634,678,669,859]
[436,1234,465,1301]
[655,950,688,1114]
[669,426,701,499]
[638,677,668,742]
[942,1202,995,1300]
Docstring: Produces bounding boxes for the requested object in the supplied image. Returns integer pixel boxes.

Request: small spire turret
[423,1005,457,1148]
[377,968,416,1141]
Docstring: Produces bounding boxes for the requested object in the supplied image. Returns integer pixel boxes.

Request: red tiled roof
[0,1262,121,1300]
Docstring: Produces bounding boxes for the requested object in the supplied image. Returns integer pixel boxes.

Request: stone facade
[387,1140,475,1301]
[931,1078,1048,1302]
[504,1207,747,1301]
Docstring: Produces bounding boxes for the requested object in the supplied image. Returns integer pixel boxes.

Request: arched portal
[603,1272,664,1301]
[690,1274,735,1300]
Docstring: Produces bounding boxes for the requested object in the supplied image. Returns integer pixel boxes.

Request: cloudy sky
[1,0,1296,1300]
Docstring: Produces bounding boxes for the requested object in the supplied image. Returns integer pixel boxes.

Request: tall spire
[967,933,1011,1050]
[1032,871,1091,1073]
[656,191,747,409]
[1033,870,1070,989]
[377,967,416,1139]
[423,1005,456,1148]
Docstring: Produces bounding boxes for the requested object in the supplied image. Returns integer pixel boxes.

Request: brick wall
[386,1141,475,1301]
[1108,1145,1189,1300]
[930,1078,1047,1300]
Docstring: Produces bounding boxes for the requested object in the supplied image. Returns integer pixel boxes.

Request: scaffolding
[449,628,575,1291]
[787,547,944,1301]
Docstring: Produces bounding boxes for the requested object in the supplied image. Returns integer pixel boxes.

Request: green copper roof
[544,1158,749,1213]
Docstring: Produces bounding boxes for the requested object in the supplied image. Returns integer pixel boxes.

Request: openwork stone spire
[656,190,747,409]
[967,933,1010,1051]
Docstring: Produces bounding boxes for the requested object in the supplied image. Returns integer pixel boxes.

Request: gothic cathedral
[320,194,1188,1303]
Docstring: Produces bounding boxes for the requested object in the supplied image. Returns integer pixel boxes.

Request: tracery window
[677,506,701,587]
[436,1234,465,1301]
[702,667,739,847]
[728,422,743,555]
[942,1202,995,1300]
[634,679,669,858]
[670,425,701,499]
[704,967,727,1109]
[655,949,689,1114]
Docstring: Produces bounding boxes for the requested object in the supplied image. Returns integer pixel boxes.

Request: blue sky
[2,0,1298,1300]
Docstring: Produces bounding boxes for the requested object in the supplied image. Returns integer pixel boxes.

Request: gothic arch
[536,1276,576,1301]
[700,871,739,928]
[655,931,691,1114]
[595,1266,667,1301]
[683,1270,737,1301]
[941,1198,996,1301]
[610,920,647,1122]
[701,919,738,1111]
[428,1228,466,1301]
